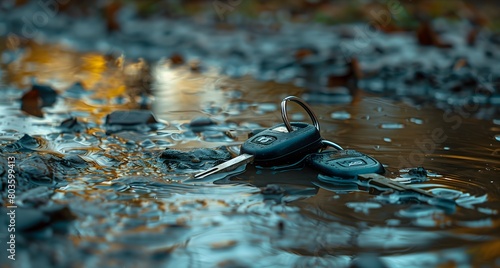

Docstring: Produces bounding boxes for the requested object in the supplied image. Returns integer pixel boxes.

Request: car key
[194,122,323,179]
[308,149,456,209]
[307,149,435,194]
[307,149,385,178]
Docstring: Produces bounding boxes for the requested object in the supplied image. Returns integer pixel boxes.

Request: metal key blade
[194,154,254,179]
[358,173,434,197]
[358,173,457,212]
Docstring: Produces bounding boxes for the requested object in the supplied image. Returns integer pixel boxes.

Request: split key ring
[280,96,343,151]
[280,96,320,133]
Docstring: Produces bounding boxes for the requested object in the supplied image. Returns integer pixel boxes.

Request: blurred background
[4,0,500,27]
[1,1,499,268]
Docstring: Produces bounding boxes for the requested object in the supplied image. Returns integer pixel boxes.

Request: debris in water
[20,84,58,117]
[59,117,85,133]
[188,116,216,133]
[105,110,162,133]
[160,147,231,172]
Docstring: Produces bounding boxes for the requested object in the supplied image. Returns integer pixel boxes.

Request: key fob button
[336,158,367,167]
[251,135,277,145]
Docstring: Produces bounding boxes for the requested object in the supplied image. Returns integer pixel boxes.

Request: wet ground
[1,2,500,268]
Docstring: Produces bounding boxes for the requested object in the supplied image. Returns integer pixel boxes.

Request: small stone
[105,110,162,133]
[105,110,158,126]
[408,167,428,178]
[189,116,215,128]
[61,155,88,169]
[18,134,39,148]
[160,147,230,172]
[18,155,54,186]
[3,134,39,152]
[261,184,286,202]
[261,184,285,195]
[14,153,87,188]
[188,116,215,132]
[59,117,85,133]
[31,84,58,107]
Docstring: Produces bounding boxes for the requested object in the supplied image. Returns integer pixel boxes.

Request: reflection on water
[0,42,499,267]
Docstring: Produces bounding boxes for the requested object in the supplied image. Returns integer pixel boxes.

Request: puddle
[1,20,500,268]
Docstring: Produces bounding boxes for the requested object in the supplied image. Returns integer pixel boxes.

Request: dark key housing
[241,122,322,167]
[308,149,385,177]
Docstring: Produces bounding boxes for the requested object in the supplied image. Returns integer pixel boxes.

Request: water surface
[0,42,499,268]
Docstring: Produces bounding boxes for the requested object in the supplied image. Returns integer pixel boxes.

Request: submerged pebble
[16,155,70,186]
[59,117,86,133]
[188,116,216,133]
[2,134,40,152]
[160,147,231,172]
[105,110,158,126]
[105,110,163,133]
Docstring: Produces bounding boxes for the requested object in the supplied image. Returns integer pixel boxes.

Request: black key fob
[241,122,322,167]
[307,149,385,178]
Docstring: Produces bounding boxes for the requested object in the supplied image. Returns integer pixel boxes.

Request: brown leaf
[451,58,469,71]
[14,0,29,6]
[467,27,481,47]
[105,1,122,32]
[21,90,43,118]
[170,53,184,65]
[295,48,314,61]
[416,21,452,48]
